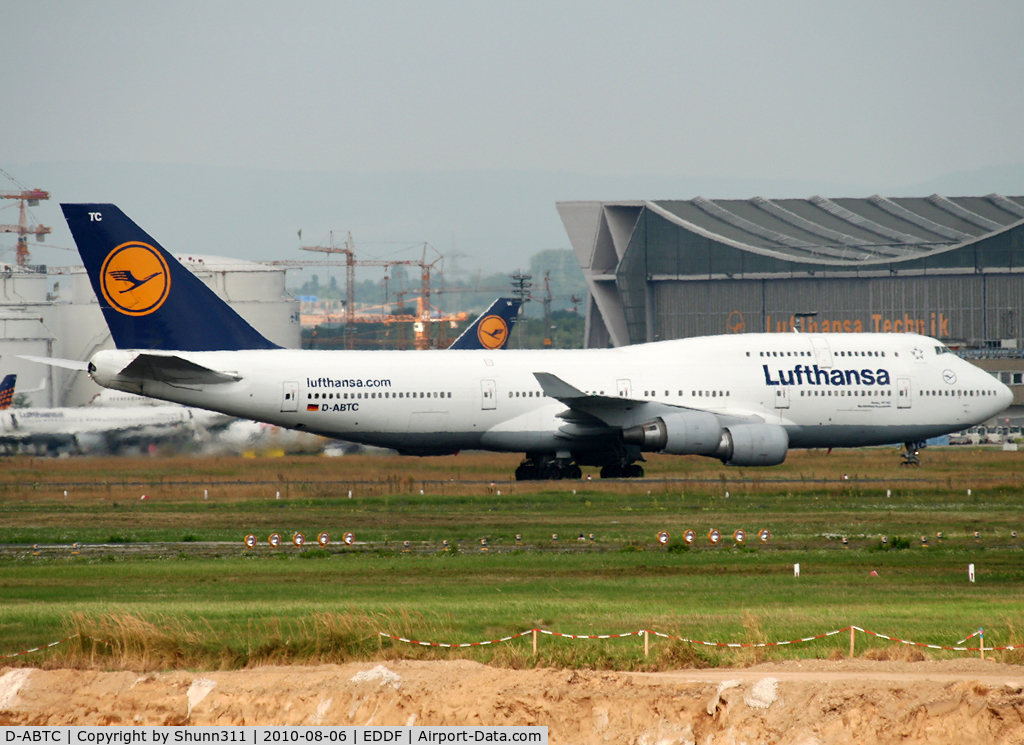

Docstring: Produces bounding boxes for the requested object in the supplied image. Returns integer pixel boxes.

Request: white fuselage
[88,333,1012,458]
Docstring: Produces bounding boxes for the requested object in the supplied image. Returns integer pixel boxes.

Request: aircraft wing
[533,372,761,431]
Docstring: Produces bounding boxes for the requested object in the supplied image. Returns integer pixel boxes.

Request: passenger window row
[640,390,731,398]
[750,350,888,358]
[308,391,451,400]
[835,350,886,358]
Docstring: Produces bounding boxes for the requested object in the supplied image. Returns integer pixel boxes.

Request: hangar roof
[641,194,1024,266]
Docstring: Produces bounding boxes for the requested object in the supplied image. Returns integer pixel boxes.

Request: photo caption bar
[0,728,547,745]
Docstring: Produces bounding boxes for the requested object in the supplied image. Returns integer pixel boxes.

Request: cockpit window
[935,345,952,355]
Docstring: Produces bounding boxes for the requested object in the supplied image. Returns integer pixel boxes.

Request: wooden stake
[644,630,649,658]
[532,628,538,656]
[849,627,855,659]
[980,629,985,661]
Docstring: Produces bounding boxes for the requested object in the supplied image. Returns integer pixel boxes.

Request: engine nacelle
[716,423,789,467]
[621,411,723,456]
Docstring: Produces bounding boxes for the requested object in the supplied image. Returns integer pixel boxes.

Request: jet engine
[623,414,788,466]
[621,411,723,456]
[715,423,789,466]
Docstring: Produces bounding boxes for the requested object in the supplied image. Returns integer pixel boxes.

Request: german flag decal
[307,404,319,412]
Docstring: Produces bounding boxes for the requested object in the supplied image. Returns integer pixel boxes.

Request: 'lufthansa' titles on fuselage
[763,364,891,387]
[306,376,391,389]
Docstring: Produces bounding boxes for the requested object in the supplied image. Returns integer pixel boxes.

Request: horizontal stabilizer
[19,355,89,371]
[119,354,241,385]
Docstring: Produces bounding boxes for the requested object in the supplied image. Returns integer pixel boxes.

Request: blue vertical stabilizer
[0,374,15,410]
[448,298,521,350]
[61,204,279,351]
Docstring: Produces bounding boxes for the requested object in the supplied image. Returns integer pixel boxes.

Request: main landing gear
[900,441,921,467]
[515,455,582,481]
[513,452,646,480]
[599,462,644,479]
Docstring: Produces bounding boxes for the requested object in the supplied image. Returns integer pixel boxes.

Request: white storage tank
[0,307,56,407]
[172,255,299,348]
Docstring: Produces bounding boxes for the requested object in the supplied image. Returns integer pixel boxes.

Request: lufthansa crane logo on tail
[100,242,171,316]
[477,315,509,350]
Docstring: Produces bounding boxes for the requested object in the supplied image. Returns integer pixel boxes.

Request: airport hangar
[557,194,1024,416]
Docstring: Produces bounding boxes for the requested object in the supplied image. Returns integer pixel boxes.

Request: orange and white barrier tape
[856,626,1011,652]
[539,629,643,640]
[378,630,534,648]
[380,625,1021,652]
[2,633,79,659]
[649,627,846,648]
[7,625,1017,660]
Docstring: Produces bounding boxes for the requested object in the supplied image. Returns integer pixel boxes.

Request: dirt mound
[3,659,1024,743]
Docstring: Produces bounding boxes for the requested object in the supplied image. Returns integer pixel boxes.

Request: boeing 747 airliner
[58,204,1012,479]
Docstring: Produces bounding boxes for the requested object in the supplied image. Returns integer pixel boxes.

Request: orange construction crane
[274,233,461,349]
[0,184,51,267]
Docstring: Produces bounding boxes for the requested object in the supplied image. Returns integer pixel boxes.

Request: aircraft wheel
[600,464,622,478]
[627,464,644,478]
[566,464,582,480]
[541,463,563,480]
[515,463,538,481]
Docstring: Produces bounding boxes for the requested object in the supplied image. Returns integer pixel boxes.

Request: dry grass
[66,612,210,671]
[2,447,1023,505]
[60,611,396,671]
[861,644,930,663]
[55,610,722,672]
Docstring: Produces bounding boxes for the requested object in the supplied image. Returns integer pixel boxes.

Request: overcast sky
[3,1,1024,274]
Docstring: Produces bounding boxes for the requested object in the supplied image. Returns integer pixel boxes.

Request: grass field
[1,447,1022,671]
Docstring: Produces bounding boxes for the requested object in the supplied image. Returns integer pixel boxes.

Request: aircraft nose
[998,380,1014,412]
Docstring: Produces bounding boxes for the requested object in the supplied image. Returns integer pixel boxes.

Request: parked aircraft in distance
[0,370,232,456]
[59,203,1013,478]
[0,398,230,457]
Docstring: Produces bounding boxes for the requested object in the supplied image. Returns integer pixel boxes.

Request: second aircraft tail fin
[448,298,521,350]
[0,374,16,410]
